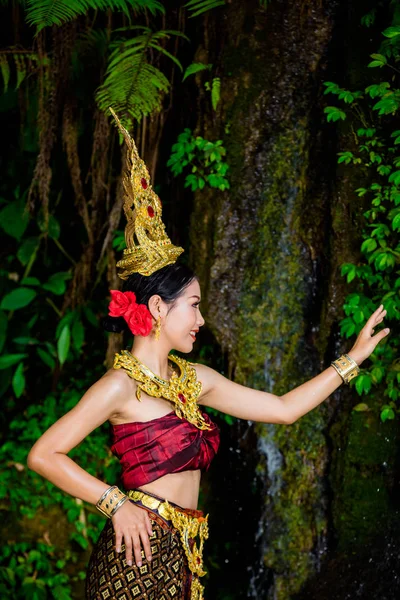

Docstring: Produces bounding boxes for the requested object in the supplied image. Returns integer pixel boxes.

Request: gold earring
[154,317,161,341]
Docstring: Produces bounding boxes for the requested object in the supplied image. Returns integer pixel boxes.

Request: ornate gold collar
[113,350,211,431]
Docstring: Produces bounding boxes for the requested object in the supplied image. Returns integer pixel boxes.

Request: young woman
[27,110,390,600]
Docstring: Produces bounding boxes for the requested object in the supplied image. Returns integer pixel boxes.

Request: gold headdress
[109,107,184,278]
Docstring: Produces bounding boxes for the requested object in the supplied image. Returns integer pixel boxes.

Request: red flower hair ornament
[108,290,153,337]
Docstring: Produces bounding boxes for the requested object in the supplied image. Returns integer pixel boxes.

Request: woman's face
[162,279,205,353]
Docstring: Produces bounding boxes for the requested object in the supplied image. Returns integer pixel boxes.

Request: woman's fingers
[115,530,122,553]
[140,526,153,562]
[112,504,153,567]
[132,531,145,567]
[364,305,386,336]
[124,534,134,566]
[145,511,153,537]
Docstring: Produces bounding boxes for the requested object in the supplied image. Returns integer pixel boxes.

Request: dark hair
[102,262,198,334]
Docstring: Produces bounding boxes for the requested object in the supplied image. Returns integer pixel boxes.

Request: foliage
[0,194,103,397]
[183,0,226,18]
[96,26,188,123]
[323,23,400,421]
[0,542,77,600]
[26,0,165,32]
[0,376,120,598]
[167,128,230,191]
[183,62,221,111]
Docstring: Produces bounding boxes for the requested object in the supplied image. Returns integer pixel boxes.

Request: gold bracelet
[330,353,360,384]
[96,486,128,518]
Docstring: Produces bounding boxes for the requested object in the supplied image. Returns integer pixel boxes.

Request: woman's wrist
[330,352,361,385]
[346,349,363,367]
[96,485,128,519]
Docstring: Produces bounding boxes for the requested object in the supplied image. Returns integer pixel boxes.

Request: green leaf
[20,277,41,286]
[355,374,372,395]
[184,0,226,18]
[0,287,37,310]
[182,62,212,82]
[13,336,40,345]
[211,77,220,110]
[21,578,47,600]
[42,272,71,295]
[83,306,97,327]
[361,238,377,253]
[17,237,40,266]
[0,198,30,240]
[324,106,346,122]
[0,566,15,585]
[371,366,385,384]
[381,407,395,422]
[392,212,400,231]
[57,324,70,365]
[36,347,56,370]
[51,585,72,600]
[0,353,28,369]
[72,320,85,351]
[26,0,165,32]
[353,403,370,412]
[382,26,400,38]
[353,309,364,324]
[12,363,25,398]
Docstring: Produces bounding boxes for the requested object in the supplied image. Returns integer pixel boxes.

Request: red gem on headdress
[147,205,155,218]
[196,557,201,564]
[141,178,148,189]
[178,393,186,404]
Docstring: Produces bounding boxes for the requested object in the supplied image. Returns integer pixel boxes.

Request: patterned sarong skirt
[85,488,209,600]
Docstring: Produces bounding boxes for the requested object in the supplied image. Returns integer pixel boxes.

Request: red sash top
[110,410,220,490]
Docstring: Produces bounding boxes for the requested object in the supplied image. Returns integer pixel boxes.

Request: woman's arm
[197,304,389,424]
[27,370,130,504]
[27,370,154,568]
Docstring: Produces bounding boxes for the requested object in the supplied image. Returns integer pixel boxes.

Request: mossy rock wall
[188,0,400,598]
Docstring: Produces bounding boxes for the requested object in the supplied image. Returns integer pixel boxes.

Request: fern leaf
[26,0,165,32]
[211,76,220,110]
[184,0,225,18]
[183,62,212,82]
[0,56,10,92]
[96,55,169,122]
[97,26,185,121]
[14,54,27,89]
[148,43,183,71]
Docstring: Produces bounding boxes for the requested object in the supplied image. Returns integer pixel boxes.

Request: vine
[323,23,400,421]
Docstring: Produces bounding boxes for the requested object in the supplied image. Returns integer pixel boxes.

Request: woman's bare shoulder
[100,366,137,392]
[189,361,219,399]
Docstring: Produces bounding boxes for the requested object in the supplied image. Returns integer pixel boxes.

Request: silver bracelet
[110,495,129,517]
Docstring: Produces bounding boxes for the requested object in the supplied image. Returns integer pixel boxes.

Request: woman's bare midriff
[107,369,202,510]
[137,469,201,510]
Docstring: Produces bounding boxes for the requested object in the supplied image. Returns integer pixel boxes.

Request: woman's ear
[147,294,165,320]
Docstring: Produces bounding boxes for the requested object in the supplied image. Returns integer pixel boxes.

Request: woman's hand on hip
[347,304,389,366]
[112,501,153,567]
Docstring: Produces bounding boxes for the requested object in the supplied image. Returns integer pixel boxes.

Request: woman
[27,110,390,600]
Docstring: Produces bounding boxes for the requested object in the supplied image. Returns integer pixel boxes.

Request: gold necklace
[113,349,211,431]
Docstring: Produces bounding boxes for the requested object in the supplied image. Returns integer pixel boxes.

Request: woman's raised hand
[348,304,389,366]
[112,500,153,567]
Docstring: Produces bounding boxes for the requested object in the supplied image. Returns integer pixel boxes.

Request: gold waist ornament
[127,490,209,600]
[113,349,211,431]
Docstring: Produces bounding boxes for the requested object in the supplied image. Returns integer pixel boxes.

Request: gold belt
[127,490,209,600]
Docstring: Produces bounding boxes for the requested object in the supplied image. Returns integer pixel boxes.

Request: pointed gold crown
[109,107,184,279]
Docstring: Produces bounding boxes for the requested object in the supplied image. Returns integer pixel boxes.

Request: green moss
[329,403,398,550]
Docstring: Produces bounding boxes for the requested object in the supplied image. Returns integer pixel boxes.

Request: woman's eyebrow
[189,295,201,300]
